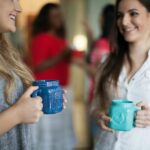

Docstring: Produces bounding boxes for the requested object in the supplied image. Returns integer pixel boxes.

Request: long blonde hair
[0,34,34,104]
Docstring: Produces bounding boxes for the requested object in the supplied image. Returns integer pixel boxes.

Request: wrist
[92,109,100,118]
[11,103,22,125]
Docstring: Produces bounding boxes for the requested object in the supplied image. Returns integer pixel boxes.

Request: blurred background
[8,0,115,149]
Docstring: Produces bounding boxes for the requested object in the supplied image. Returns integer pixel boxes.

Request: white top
[94,51,150,150]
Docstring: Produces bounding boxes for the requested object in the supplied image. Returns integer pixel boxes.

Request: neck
[48,30,57,36]
[128,40,150,65]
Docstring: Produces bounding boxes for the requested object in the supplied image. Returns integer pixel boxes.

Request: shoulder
[0,78,10,111]
[0,74,24,107]
[95,38,109,47]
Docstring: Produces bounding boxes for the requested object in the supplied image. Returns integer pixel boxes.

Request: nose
[14,1,22,13]
[121,15,130,26]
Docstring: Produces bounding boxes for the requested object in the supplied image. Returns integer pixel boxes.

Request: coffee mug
[31,80,63,114]
[108,99,139,131]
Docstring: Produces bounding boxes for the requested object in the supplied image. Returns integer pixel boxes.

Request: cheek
[0,15,6,30]
[135,16,149,31]
[144,19,150,31]
[139,23,149,33]
[54,19,63,27]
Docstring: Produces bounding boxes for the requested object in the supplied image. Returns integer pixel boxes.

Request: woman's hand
[62,89,68,109]
[72,58,86,68]
[94,110,113,132]
[135,101,150,128]
[14,86,43,124]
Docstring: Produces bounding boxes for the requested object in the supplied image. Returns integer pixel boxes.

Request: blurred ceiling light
[73,34,87,51]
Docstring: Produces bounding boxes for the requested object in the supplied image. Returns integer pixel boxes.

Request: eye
[130,11,139,17]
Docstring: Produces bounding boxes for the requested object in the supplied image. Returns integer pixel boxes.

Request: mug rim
[112,99,133,104]
[32,80,59,86]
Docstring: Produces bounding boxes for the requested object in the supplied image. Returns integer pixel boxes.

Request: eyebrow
[128,9,138,12]
[117,8,138,13]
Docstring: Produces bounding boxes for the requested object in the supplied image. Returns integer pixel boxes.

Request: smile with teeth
[10,15,16,21]
[123,27,136,33]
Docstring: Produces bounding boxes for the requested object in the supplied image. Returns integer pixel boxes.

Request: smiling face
[0,0,22,33]
[116,0,150,44]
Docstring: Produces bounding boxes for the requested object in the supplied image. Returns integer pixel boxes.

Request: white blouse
[94,51,150,150]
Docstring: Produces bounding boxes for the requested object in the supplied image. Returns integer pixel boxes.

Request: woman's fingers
[100,121,113,131]
[63,95,67,103]
[62,88,67,94]
[135,108,150,127]
[136,101,150,110]
[62,89,68,109]
[97,119,113,132]
[135,123,147,128]
[96,113,113,132]
[135,119,150,126]
[23,86,39,97]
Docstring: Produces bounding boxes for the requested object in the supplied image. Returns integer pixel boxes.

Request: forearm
[34,50,70,73]
[0,105,20,136]
[83,64,96,77]
[90,96,105,119]
[34,57,61,72]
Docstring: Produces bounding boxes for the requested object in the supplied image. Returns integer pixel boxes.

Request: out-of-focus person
[74,4,115,104]
[29,3,76,150]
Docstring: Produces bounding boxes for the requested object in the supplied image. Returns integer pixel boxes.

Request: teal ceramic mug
[108,99,139,131]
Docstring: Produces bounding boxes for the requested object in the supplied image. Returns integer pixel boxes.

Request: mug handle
[31,89,41,97]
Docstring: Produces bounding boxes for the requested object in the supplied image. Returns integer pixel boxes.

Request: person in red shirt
[29,3,76,150]
[30,4,71,87]
[30,33,70,86]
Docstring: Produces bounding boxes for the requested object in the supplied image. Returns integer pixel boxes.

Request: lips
[9,14,16,21]
[122,27,137,34]
[124,28,135,32]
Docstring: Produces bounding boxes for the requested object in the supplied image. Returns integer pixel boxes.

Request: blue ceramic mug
[31,80,63,114]
[108,99,139,131]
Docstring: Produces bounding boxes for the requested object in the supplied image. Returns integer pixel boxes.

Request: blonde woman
[0,0,43,149]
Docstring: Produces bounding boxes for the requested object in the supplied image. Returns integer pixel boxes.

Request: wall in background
[19,0,59,28]
[61,0,87,101]
[61,0,87,43]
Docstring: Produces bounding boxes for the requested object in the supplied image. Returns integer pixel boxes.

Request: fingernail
[63,89,67,92]
[63,105,67,109]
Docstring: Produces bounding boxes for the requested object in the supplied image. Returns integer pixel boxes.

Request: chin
[6,25,16,32]
[123,36,137,43]
[9,27,16,33]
